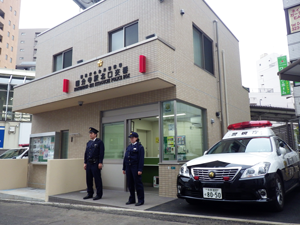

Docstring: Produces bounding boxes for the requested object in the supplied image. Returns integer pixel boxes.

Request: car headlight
[240,162,271,179]
[179,163,190,177]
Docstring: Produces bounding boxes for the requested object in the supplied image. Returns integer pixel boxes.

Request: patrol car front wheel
[270,174,284,212]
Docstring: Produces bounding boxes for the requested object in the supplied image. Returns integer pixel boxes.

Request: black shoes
[83,195,93,200]
[93,195,102,200]
[135,202,144,206]
[126,201,135,205]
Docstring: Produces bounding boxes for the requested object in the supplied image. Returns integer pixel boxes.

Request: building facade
[0,0,21,69]
[16,28,48,71]
[249,53,294,108]
[13,0,250,197]
[0,68,34,149]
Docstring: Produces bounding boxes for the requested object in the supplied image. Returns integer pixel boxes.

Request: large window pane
[103,122,124,159]
[162,101,176,161]
[193,27,203,67]
[177,102,203,161]
[110,29,123,52]
[125,23,138,47]
[54,54,62,72]
[204,36,214,74]
[63,49,72,68]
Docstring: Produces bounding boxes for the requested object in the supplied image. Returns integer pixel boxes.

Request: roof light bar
[227,121,272,130]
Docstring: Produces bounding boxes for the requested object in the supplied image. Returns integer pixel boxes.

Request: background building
[0,0,21,69]
[249,53,294,108]
[16,28,48,71]
[0,68,34,149]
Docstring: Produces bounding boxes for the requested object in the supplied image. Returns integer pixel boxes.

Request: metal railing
[0,111,32,122]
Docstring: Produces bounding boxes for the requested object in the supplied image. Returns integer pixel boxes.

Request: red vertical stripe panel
[139,55,146,73]
[63,79,69,93]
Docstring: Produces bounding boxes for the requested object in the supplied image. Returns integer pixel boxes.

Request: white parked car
[0,147,29,159]
[177,121,300,211]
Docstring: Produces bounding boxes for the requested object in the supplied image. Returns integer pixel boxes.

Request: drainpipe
[213,20,225,137]
[5,75,13,121]
[222,50,229,126]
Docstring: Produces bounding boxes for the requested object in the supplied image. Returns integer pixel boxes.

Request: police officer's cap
[128,131,138,138]
[89,127,99,134]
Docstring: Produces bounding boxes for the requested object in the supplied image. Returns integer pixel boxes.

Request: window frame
[53,48,73,72]
[193,24,215,75]
[109,21,138,52]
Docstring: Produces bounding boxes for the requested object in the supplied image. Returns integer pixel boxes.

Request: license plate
[203,188,222,199]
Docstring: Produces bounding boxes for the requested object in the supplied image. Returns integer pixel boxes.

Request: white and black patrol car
[177,121,300,211]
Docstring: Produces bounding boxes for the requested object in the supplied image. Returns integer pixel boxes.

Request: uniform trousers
[126,164,144,203]
[86,162,103,197]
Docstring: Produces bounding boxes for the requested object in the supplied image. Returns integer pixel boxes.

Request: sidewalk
[0,187,175,211]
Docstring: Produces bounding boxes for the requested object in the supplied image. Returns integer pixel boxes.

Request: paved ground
[147,187,300,224]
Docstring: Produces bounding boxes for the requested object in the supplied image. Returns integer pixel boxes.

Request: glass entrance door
[128,116,159,187]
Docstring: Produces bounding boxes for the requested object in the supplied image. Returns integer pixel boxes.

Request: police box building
[13,0,250,198]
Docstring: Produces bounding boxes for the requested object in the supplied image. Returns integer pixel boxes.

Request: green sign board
[278,56,291,96]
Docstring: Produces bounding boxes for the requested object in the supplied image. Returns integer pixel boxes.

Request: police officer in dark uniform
[122,131,145,206]
[83,127,105,200]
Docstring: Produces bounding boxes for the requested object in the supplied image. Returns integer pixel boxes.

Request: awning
[278,58,300,82]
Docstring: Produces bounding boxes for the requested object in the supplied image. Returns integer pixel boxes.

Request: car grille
[191,167,241,181]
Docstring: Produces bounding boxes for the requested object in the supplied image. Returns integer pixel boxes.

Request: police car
[177,121,300,211]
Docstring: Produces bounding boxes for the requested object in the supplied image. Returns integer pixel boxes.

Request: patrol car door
[276,138,299,191]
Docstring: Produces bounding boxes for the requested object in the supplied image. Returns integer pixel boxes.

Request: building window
[10,6,12,11]
[193,26,214,74]
[5,55,8,60]
[0,35,2,42]
[8,20,11,25]
[20,40,25,44]
[20,49,24,52]
[10,58,12,63]
[0,21,3,30]
[53,49,73,72]
[102,122,124,159]
[19,57,24,60]
[7,31,10,37]
[11,46,13,52]
[14,10,16,16]
[6,43,8,48]
[109,22,138,52]
[12,35,14,40]
[0,9,4,19]
[162,100,205,162]
[33,57,36,61]
[0,48,1,55]
[0,0,3,2]
[13,24,15,29]
[34,48,37,54]
[21,32,25,35]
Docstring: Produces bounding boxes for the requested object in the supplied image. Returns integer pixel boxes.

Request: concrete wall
[45,159,85,201]
[0,158,28,190]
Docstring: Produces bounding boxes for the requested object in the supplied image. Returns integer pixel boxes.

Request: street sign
[278,56,291,96]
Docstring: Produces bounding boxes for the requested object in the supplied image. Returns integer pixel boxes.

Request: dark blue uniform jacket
[123,142,144,172]
[84,138,105,164]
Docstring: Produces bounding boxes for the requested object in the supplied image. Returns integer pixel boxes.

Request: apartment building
[0,0,21,69]
[16,28,48,71]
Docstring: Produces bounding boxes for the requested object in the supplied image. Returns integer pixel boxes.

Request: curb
[0,198,299,225]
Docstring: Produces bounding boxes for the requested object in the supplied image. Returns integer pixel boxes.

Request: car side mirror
[279,147,286,156]
[203,150,208,155]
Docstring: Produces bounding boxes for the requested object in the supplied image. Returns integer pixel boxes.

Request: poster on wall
[29,132,58,164]
[288,5,300,34]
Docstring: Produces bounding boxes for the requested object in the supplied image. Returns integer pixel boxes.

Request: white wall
[19,123,32,145]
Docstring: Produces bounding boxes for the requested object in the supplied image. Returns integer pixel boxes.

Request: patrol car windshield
[208,138,272,154]
[0,148,27,159]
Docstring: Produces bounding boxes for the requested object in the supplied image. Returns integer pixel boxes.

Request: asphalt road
[0,200,273,225]
[147,187,300,224]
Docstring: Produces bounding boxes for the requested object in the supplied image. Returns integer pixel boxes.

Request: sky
[19,0,289,89]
